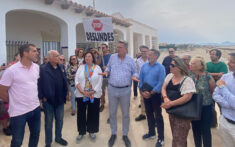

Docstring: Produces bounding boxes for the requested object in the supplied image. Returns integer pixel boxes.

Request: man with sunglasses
[162,48,177,75]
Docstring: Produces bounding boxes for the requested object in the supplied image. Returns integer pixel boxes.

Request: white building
[0,0,158,64]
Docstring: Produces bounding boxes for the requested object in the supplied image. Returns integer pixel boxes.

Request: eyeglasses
[170,64,175,68]
[60,59,65,61]
[71,58,76,60]
[169,51,174,53]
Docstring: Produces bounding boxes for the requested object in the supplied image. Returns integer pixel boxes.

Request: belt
[225,117,235,125]
[110,84,129,88]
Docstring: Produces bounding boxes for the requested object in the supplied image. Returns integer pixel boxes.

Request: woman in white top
[161,57,196,147]
[74,51,103,143]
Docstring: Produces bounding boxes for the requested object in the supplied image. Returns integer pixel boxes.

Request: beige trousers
[219,115,235,147]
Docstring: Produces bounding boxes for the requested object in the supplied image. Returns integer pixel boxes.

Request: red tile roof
[45,0,132,27]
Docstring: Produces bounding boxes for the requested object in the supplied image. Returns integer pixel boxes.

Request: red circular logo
[92,19,103,31]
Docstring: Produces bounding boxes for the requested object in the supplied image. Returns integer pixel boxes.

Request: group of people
[0,41,234,147]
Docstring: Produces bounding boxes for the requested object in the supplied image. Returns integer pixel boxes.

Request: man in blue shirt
[139,49,165,147]
[213,53,235,147]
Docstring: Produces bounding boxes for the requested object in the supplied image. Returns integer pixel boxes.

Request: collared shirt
[213,72,235,121]
[0,61,40,117]
[139,61,166,93]
[106,53,138,87]
[136,57,148,74]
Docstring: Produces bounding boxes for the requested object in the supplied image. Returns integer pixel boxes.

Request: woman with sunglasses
[161,57,196,147]
[75,48,84,65]
[74,51,102,143]
[190,56,216,147]
[67,55,79,115]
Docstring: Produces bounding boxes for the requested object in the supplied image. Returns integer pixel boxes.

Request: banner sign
[83,17,114,42]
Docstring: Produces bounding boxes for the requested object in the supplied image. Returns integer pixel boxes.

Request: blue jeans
[43,102,64,145]
[10,106,41,147]
[70,86,76,111]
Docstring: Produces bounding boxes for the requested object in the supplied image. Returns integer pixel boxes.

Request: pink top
[0,61,40,117]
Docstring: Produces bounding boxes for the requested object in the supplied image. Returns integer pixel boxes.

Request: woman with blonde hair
[161,57,196,147]
[190,56,216,147]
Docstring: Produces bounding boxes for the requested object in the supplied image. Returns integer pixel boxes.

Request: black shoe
[3,127,12,136]
[135,114,146,121]
[155,139,164,147]
[45,144,51,147]
[108,134,117,147]
[55,138,68,146]
[142,133,156,140]
[107,118,110,124]
[122,135,131,147]
[100,105,104,112]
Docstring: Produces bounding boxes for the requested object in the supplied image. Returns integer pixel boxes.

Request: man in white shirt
[135,45,149,121]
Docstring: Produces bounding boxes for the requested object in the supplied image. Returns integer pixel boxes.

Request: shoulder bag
[166,77,203,120]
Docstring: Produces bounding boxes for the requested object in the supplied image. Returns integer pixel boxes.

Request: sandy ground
[1,47,233,147]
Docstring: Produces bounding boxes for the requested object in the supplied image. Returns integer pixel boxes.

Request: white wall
[0,0,158,63]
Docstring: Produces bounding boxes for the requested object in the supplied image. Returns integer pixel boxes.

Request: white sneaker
[89,133,96,141]
[76,135,83,144]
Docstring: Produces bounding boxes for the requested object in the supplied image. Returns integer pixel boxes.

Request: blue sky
[74,0,235,44]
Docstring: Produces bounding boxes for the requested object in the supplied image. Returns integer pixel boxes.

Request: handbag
[166,77,203,120]
[0,101,7,117]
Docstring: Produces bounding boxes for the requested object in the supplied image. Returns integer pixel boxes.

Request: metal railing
[6,40,28,63]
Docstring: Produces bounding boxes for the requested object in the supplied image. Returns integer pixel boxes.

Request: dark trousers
[144,93,164,140]
[43,102,64,145]
[133,81,138,97]
[10,106,41,147]
[192,105,212,147]
[76,98,100,135]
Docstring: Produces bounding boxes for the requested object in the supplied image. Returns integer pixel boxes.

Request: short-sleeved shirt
[164,73,196,95]
[0,62,40,117]
[206,61,228,81]
[190,72,213,106]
